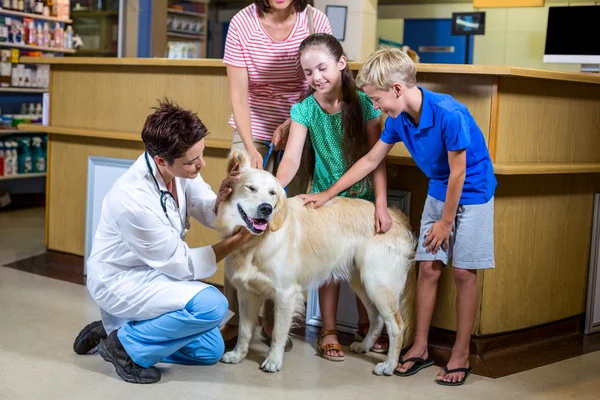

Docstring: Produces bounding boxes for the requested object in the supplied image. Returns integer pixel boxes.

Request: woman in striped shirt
[221,0,331,352]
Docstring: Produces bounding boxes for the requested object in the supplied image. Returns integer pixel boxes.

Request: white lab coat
[86,153,220,334]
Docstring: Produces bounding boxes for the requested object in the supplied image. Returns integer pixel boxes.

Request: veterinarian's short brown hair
[355,47,417,90]
[254,0,307,14]
[141,99,208,165]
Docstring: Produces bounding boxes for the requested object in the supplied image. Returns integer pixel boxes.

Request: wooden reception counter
[18,57,600,349]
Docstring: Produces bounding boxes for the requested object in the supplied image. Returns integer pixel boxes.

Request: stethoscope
[144,152,190,240]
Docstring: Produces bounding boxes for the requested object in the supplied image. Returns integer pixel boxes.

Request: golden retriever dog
[214,149,416,375]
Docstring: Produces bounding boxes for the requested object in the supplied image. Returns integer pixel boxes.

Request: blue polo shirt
[381,87,496,205]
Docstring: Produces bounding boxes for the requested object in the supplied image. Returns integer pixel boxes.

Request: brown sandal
[354,323,389,354]
[317,329,345,362]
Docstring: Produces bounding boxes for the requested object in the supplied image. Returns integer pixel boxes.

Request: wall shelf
[0,8,72,23]
[0,87,47,93]
[0,42,75,53]
[167,9,205,18]
[167,31,204,40]
[0,172,46,180]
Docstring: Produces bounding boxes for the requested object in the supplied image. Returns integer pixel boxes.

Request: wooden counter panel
[417,74,495,144]
[47,135,230,285]
[480,174,600,334]
[22,57,600,85]
[385,164,484,332]
[496,77,600,164]
[50,66,233,140]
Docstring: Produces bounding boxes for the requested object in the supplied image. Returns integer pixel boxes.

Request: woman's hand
[272,119,291,151]
[214,162,241,213]
[300,191,333,209]
[375,205,393,233]
[248,147,264,170]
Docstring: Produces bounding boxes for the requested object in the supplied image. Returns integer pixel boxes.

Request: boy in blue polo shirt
[301,47,497,386]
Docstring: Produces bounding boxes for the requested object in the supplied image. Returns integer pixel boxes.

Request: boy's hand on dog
[215,162,241,213]
[424,219,452,254]
[375,206,393,233]
[300,191,332,209]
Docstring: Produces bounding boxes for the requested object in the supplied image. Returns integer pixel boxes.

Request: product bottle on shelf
[17,136,32,174]
[31,136,44,172]
[54,22,62,48]
[64,24,72,49]
[36,23,42,47]
[42,22,49,48]
[0,141,5,177]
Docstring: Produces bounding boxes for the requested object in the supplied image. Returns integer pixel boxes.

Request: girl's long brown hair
[298,33,371,195]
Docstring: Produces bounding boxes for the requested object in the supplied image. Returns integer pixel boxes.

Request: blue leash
[263,141,287,193]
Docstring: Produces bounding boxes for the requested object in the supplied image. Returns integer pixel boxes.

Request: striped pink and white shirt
[223,4,331,141]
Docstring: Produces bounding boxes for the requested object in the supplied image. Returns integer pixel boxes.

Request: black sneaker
[97,330,161,384]
[73,320,107,355]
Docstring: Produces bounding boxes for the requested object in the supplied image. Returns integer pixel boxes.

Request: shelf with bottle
[0,132,47,179]
[0,14,76,53]
[1,50,50,89]
[0,8,71,23]
[0,0,71,20]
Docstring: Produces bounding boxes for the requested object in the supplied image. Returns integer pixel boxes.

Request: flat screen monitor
[451,12,486,36]
[544,5,600,64]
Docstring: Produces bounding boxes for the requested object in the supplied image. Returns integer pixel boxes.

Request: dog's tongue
[249,217,267,231]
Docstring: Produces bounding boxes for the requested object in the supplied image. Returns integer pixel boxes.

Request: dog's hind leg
[348,277,384,355]
[261,286,297,373]
[364,279,405,376]
[221,289,262,365]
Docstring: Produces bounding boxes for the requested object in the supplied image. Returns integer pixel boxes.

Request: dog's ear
[227,149,251,173]
[269,186,288,232]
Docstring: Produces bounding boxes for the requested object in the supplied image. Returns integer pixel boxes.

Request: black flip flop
[393,357,435,377]
[435,365,472,386]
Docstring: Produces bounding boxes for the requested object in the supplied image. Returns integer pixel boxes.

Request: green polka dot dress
[290,90,382,201]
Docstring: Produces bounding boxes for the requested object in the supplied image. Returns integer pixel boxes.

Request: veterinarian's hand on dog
[233,226,254,243]
[300,191,333,209]
[215,162,241,213]
[424,219,452,254]
[375,206,393,233]
[272,119,291,151]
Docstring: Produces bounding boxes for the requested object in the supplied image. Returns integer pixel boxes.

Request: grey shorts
[416,195,495,270]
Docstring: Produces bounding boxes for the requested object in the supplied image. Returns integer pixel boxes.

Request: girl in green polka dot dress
[275,33,393,362]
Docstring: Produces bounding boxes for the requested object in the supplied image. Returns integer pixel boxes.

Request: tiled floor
[1,207,600,400]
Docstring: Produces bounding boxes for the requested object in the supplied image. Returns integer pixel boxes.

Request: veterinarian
[302,47,497,386]
[275,33,392,362]
[221,0,331,351]
[72,100,254,384]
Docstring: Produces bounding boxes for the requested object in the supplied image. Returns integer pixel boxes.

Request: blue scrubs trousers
[117,286,228,368]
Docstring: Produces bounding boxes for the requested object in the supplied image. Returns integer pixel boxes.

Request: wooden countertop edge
[19,124,600,175]
[19,57,600,84]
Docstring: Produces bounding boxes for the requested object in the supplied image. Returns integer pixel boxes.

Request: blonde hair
[355,47,417,90]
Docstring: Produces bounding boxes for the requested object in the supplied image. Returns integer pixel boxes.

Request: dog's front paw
[260,355,283,373]
[221,350,245,364]
[373,361,395,376]
[349,341,369,354]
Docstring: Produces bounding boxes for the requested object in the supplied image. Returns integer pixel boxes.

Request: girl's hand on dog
[375,206,393,233]
[300,191,332,209]
[424,219,452,254]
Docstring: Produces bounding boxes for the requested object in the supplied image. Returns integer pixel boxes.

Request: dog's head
[214,149,288,237]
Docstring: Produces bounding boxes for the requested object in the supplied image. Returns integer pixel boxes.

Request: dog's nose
[258,203,273,216]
